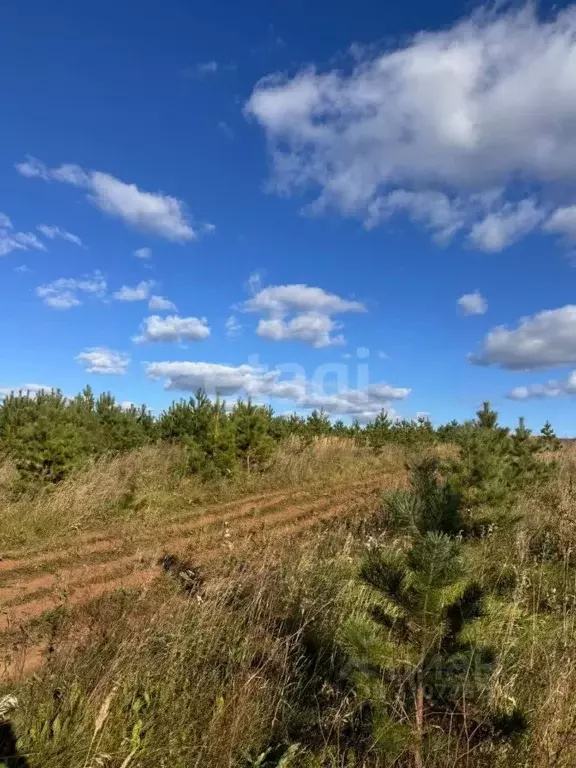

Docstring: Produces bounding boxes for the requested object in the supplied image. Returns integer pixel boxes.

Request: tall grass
[0,437,406,551]
[3,444,576,766]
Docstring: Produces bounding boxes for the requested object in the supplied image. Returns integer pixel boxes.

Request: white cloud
[0,212,47,257]
[76,347,131,375]
[471,305,576,369]
[16,157,199,242]
[134,315,211,343]
[457,291,487,316]
[365,190,465,243]
[37,225,83,247]
[88,171,196,242]
[149,294,177,311]
[246,6,576,249]
[507,371,576,400]
[147,361,303,398]
[134,247,152,259]
[543,205,576,239]
[244,284,365,315]
[243,283,365,347]
[257,312,345,348]
[467,199,544,252]
[146,360,410,420]
[113,280,155,302]
[14,156,50,180]
[36,271,107,309]
[297,384,410,420]
[51,163,90,186]
[225,315,242,337]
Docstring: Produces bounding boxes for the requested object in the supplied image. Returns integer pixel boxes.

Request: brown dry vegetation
[0,437,404,552]
[1,438,576,766]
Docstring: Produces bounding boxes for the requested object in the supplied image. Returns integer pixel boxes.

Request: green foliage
[178,391,237,479]
[509,417,551,486]
[442,403,555,530]
[344,533,500,763]
[0,387,153,486]
[0,386,561,510]
[344,454,530,763]
[364,411,437,452]
[231,399,275,471]
[305,409,332,439]
[384,456,463,537]
[540,420,561,451]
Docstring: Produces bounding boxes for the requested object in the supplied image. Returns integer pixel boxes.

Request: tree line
[0,386,560,487]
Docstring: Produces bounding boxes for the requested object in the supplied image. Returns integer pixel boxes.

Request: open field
[0,439,406,682]
[2,430,576,767]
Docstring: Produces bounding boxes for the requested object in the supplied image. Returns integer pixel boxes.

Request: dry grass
[4,442,576,766]
[2,522,365,768]
[0,437,406,552]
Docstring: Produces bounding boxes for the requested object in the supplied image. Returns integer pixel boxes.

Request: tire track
[0,477,387,678]
[0,490,300,580]
[0,483,378,634]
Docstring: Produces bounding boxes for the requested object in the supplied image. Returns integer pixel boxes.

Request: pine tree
[540,420,561,451]
[509,416,550,488]
[476,401,499,431]
[305,409,332,439]
[345,533,526,765]
[443,402,516,526]
[384,457,463,537]
[230,399,274,472]
[5,390,91,485]
[331,419,349,437]
[184,392,237,478]
[365,409,392,453]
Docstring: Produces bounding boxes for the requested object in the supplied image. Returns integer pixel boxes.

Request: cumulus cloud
[246,6,576,250]
[37,225,83,246]
[149,295,177,311]
[457,291,487,316]
[470,305,576,369]
[16,157,200,242]
[0,212,47,257]
[243,283,365,347]
[507,371,576,400]
[76,347,131,375]
[88,171,196,242]
[36,271,107,309]
[134,315,210,343]
[113,280,155,302]
[134,247,152,259]
[244,284,365,315]
[257,312,345,348]
[146,360,410,420]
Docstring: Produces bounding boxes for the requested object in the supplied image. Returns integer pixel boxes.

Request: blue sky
[3,0,576,432]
